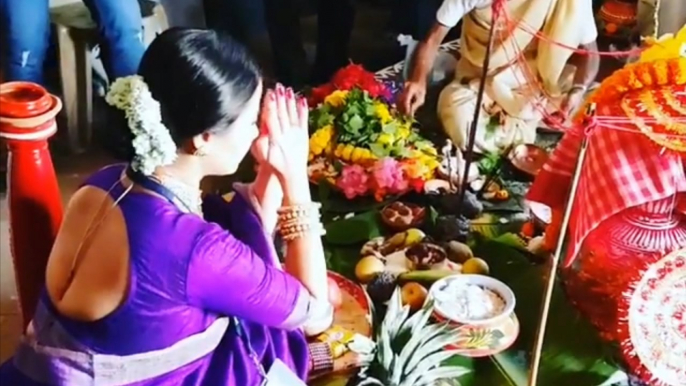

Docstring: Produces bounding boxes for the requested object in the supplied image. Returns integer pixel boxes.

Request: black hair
[100,28,261,160]
[139,27,261,146]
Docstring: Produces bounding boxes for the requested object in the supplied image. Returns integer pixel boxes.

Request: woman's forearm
[280,176,329,303]
[251,165,283,234]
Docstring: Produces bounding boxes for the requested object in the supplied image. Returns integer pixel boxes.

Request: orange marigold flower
[651,61,669,85]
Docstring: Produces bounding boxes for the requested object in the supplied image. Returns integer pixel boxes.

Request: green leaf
[324,211,382,245]
[427,206,439,228]
[317,180,332,212]
[485,115,499,141]
[382,121,399,134]
[369,143,389,158]
[324,245,362,280]
[348,115,365,131]
[490,232,527,251]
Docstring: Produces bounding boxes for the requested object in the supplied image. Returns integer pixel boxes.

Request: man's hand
[559,87,587,119]
[399,80,427,117]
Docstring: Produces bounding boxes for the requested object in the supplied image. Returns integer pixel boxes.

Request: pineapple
[351,289,470,386]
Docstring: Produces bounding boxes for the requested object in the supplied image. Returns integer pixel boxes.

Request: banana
[398,269,456,285]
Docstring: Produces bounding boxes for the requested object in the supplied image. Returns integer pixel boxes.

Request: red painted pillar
[0,82,64,328]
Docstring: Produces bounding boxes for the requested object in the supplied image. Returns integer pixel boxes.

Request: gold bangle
[278,216,320,230]
[279,223,326,241]
[277,202,322,220]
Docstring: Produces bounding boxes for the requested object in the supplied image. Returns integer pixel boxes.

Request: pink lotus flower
[336,164,369,199]
[370,157,408,194]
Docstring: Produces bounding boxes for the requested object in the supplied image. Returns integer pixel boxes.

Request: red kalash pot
[560,84,686,385]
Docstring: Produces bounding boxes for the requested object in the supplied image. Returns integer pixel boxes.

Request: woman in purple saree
[0,28,337,385]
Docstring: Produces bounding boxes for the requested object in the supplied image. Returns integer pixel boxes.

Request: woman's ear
[191,132,212,155]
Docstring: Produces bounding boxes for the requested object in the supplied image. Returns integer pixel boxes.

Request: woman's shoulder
[81,163,128,191]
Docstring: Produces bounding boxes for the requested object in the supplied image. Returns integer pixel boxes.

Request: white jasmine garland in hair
[106,75,178,175]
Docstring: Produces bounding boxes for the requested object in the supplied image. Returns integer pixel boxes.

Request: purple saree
[0,164,313,385]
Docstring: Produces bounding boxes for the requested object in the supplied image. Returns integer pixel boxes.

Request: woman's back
[45,163,217,354]
[1,163,311,385]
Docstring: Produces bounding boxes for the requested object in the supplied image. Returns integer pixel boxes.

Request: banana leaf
[453,240,624,386]
[325,210,383,245]
[480,181,529,213]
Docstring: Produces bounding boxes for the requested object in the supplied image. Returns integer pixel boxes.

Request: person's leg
[312,0,355,84]
[263,0,308,87]
[82,0,145,79]
[0,0,51,83]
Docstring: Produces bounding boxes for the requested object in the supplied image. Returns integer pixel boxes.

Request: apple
[328,277,343,310]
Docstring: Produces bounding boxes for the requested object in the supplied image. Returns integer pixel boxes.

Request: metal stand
[457,5,499,208]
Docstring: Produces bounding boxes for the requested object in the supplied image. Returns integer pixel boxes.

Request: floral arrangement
[106,76,177,174]
[307,64,440,201]
[587,57,686,106]
[582,58,686,153]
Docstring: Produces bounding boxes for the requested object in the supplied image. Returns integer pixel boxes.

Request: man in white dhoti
[399,0,600,154]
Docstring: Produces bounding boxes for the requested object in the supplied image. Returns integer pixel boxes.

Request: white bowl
[428,274,516,326]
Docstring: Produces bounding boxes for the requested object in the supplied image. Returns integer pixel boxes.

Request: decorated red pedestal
[0,82,64,327]
[563,198,686,340]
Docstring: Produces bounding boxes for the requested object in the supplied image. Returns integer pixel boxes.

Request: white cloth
[435,0,598,153]
[436,0,598,45]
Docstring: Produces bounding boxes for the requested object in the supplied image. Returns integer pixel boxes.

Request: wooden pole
[527,105,596,385]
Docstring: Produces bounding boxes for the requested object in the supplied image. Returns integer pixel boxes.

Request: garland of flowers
[308,64,440,201]
[105,76,178,175]
[581,57,686,152]
[587,57,686,107]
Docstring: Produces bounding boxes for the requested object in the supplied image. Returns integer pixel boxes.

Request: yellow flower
[377,133,395,146]
[334,143,346,158]
[397,126,411,140]
[341,144,355,161]
[324,90,349,107]
[639,25,686,63]
[373,102,392,124]
[308,125,334,156]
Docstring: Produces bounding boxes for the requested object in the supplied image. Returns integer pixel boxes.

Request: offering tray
[328,271,373,337]
[434,312,520,358]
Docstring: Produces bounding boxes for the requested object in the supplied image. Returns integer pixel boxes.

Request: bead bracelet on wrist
[308,342,334,373]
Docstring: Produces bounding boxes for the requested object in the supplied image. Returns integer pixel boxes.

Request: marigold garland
[588,58,686,107]
[580,57,686,153]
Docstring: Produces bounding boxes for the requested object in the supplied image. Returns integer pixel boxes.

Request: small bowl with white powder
[428,274,516,326]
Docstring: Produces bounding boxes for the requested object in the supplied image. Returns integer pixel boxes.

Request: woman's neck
[155,156,204,189]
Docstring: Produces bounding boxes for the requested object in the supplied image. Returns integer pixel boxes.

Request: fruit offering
[405,243,449,270]
[355,255,386,284]
[366,271,399,303]
[400,282,428,311]
[380,202,426,231]
[462,257,490,275]
[307,64,440,201]
[359,228,426,257]
[445,241,474,263]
